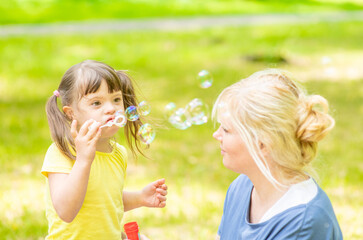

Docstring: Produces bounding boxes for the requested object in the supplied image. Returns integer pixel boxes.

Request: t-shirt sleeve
[41,143,75,178]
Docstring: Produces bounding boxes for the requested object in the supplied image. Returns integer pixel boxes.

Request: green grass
[0,21,362,239]
[1,0,363,24]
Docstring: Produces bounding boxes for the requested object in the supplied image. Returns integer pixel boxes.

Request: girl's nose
[105,102,117,114]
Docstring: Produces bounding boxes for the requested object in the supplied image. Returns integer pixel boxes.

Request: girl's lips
[106,117,115,123]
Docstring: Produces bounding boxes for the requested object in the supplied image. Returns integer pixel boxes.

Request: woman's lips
[220,147,225,155]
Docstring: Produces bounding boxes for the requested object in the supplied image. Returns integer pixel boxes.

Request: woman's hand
[141,178,168,208]
[71,119,101,163]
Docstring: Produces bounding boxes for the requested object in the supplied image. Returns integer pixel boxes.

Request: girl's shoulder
[41,143,74,177]
[110,141,128,160]
[45,143,73,160]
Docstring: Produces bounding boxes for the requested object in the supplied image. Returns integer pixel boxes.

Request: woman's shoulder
[296,185,343,239]
[306,186,342,221]
[230,174,252,189]
[225,175,253,201]
[305,185,338,218]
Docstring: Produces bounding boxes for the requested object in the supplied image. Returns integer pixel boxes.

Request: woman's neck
[248,172,289,224]
[96,138,113,153]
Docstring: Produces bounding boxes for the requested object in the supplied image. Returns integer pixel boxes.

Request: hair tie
[53,90,60,97]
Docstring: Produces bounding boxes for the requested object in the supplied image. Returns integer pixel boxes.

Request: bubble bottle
[124,221,140,240]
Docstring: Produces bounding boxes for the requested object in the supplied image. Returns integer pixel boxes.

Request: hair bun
[296,94,335,143]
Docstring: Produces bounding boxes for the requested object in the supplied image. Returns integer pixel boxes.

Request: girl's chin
[100,126,120,137]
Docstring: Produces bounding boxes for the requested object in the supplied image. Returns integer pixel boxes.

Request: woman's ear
[62,106,74,120]
[259,142,269,157]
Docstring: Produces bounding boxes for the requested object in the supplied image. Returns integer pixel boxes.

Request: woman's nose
[213,128,222,141]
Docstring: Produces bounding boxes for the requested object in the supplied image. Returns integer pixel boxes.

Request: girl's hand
[124,234,150,240]
[141,178,168,208]
[71,119,102,163]
[139,234,150,240]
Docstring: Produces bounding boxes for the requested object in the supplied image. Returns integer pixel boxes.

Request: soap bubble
[198,70,213,88]
[125,106,139,121]
[138,123,156,144]
[138,101,151,116]
[168,108,192,130]
[164,102,177,119]
[185,98,209,125]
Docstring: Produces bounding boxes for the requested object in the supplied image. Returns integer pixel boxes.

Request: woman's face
[213,119,256,174]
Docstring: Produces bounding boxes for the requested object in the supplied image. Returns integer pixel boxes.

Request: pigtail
[116,70,146,158]
[46,93,75,160]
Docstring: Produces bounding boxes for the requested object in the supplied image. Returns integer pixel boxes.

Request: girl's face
[66,80,125,138]
[213,119,256,174]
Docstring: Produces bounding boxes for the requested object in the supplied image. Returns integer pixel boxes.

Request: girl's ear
[63,106,74,120]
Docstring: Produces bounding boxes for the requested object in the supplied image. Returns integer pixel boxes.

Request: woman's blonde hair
[46,60,144,160]
[212,69,335,187]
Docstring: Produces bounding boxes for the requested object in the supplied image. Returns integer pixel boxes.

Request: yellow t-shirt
[41,142,127,240]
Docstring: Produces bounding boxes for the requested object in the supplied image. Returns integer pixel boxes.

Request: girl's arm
[48,161,92,222]
[123,179,168,212]
[48,120,101,223]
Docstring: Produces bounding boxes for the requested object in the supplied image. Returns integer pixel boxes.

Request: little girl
[42,60,168,239]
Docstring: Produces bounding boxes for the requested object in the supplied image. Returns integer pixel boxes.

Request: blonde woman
[213,70,342,239]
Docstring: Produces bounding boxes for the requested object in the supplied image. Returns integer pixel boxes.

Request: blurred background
[0,0,362,239]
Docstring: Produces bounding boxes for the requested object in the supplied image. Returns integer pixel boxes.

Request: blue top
[218,175,343,240]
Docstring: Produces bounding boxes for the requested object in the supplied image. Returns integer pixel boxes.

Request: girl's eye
[92,101,101,106]
[114,97,122,103]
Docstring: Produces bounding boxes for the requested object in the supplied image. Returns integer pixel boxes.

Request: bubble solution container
[124,221,140,240]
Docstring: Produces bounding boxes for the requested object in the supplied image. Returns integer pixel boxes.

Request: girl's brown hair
[46,60,143,160]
